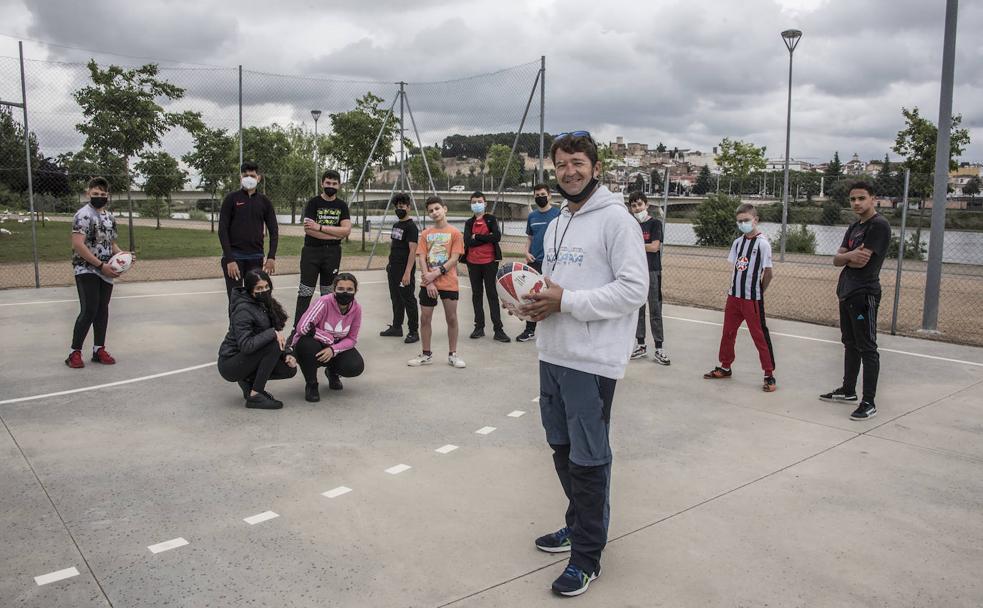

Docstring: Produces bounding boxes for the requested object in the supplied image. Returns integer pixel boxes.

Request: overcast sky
[1,0,981,165]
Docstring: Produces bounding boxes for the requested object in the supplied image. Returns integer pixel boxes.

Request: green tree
[716,138,766,194]
[650,168,664,193]
[820,200,842,225]
[407,146,445,191]
[693,193,741,246]
[486,143,522,190]
[631,173,646,194]
[237,125,292,201]
[0,107,42,195]
[134,151,186,229]
[964,176,980,200]
[277,124,319,224]
[73,60,202,250]
[693,165,713,195]
[328,92,402,190]
[183,126,236,232]
[655,143,667,153]
[825,151,842,178]
[59,146,128,194]
[874,153,898,198]
[892,106,971,197]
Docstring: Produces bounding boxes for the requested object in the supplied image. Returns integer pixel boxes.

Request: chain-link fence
[0,46,542,288]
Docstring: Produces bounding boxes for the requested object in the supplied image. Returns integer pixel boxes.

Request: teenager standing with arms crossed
[295,170,352,327]
[463,191,510,342]
[218,162,278,299]
[519,132,648,597]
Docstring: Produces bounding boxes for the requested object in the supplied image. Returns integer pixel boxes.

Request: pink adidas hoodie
[290,293,362,353]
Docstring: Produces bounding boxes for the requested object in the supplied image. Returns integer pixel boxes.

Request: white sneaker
[448,353,467,369]
[653,349,671,366]
[630,345,647,360]
[408,353,433,367]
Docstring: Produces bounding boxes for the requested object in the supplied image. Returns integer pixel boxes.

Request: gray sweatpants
[636,270,664,347]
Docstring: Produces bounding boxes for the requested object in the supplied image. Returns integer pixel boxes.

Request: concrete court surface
[1,270,982,608]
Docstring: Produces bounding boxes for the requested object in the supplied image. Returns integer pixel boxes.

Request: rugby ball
[107,251,133,274]
[496,262,546,321]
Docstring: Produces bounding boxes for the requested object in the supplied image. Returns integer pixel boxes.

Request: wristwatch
[438,264,447,275]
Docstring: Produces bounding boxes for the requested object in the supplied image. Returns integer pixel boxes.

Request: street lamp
[779,28,802,262]
[311,109,322,195]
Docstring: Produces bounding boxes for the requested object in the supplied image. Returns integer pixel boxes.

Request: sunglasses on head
[554,130,594,142]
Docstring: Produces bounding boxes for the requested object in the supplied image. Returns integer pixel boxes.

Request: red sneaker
[65,350,84,368]
[92,347,116,365]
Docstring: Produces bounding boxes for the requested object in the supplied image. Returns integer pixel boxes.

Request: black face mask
[323,187,338,197]
[395,208,408,220]
[334,291,355,306]
[253,291,273,308]
[556,177,598,204]
[90,196,108,209]
[534,195,549,208]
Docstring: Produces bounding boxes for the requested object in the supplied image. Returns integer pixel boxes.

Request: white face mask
[634,210,648,221]
[241,176,258,190]
[737,220,754,234]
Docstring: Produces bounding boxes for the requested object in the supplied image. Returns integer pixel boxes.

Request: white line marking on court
[34,567,79,586]
[475,426,497,435]
[532,396,540,403]
[0,362,217,406]
[507,410,526,418]
[385,464,412,475]
[662,315,983,368]
[0,280,388,307]
[243,511,279,525]
[148,537,188,554]
[435,444,459,454]
[322,486,352,498]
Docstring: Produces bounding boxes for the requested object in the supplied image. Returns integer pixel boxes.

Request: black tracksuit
[217,189,279,297]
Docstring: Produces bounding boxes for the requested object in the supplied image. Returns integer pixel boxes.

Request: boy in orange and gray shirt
[407,196,467,369]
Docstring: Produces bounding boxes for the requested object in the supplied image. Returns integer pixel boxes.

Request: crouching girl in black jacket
[218,269,297,409]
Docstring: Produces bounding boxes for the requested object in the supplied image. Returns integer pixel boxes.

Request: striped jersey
[727,234,773,300]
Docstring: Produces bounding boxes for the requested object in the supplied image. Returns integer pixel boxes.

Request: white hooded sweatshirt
[538,185,649,379]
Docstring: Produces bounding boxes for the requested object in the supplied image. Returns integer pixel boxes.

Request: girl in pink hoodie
[292,273,364,402]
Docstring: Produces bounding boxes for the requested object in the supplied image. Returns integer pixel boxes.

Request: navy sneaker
[551,563,600,597]
[850,401,877,421]
[535,526,571,553]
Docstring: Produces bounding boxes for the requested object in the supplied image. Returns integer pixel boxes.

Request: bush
[774,224,816,254]
[887,233,926,260]
[188,208,209,221]
[758,202,783,223]
[820,201,842,225]
[693,193,740,246]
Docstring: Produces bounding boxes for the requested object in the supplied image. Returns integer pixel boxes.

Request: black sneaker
[245,392,283,410]
[469,327,485,339]
[305,382,320,403]
[819,388,858,403]
[551,563,600,597]
[535,526,571,553]
[516,330,535,342]
[404,331,419,344]
[493,329,511,343]
[850,401,876,421]
[380,325,403,337]
[328,373,343,391]
[237,380,252,400]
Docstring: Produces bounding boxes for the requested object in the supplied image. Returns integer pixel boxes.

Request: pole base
[915,328,943,338]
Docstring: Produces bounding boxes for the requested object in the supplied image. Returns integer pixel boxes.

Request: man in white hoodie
[519,132,649,597]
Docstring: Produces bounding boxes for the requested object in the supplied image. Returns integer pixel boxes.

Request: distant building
[765,158,812,172]
[845,153,866,175]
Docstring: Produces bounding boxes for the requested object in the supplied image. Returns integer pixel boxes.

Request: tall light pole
[779,28,802,262]
[311,109,322,195]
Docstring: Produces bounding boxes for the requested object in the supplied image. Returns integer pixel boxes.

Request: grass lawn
[0,222,388,264]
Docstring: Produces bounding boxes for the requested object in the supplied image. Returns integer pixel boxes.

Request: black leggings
[467,261,502,331]
[72,273,114,350]
[217,340,297,395]
[294,245,342,327]
[294,335,365,384]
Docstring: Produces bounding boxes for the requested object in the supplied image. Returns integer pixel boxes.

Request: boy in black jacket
[463,191,509,342]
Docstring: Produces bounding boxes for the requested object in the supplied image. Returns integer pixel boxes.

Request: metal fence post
[538,55,545,184]
[891,169,911,335]
[18,42,41,289]
[238,65,243,167]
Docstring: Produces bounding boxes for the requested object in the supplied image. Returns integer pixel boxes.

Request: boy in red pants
[704,203,776,392]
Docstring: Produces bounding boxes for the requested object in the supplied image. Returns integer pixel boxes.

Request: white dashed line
[475,426,497,435]
[435,444,459,454]
[507,410,526,418]
[385,464,412,475]
[243,511,279,525]
[322,486,353,498]
[148,537,188,554]
[34,567,79,586]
